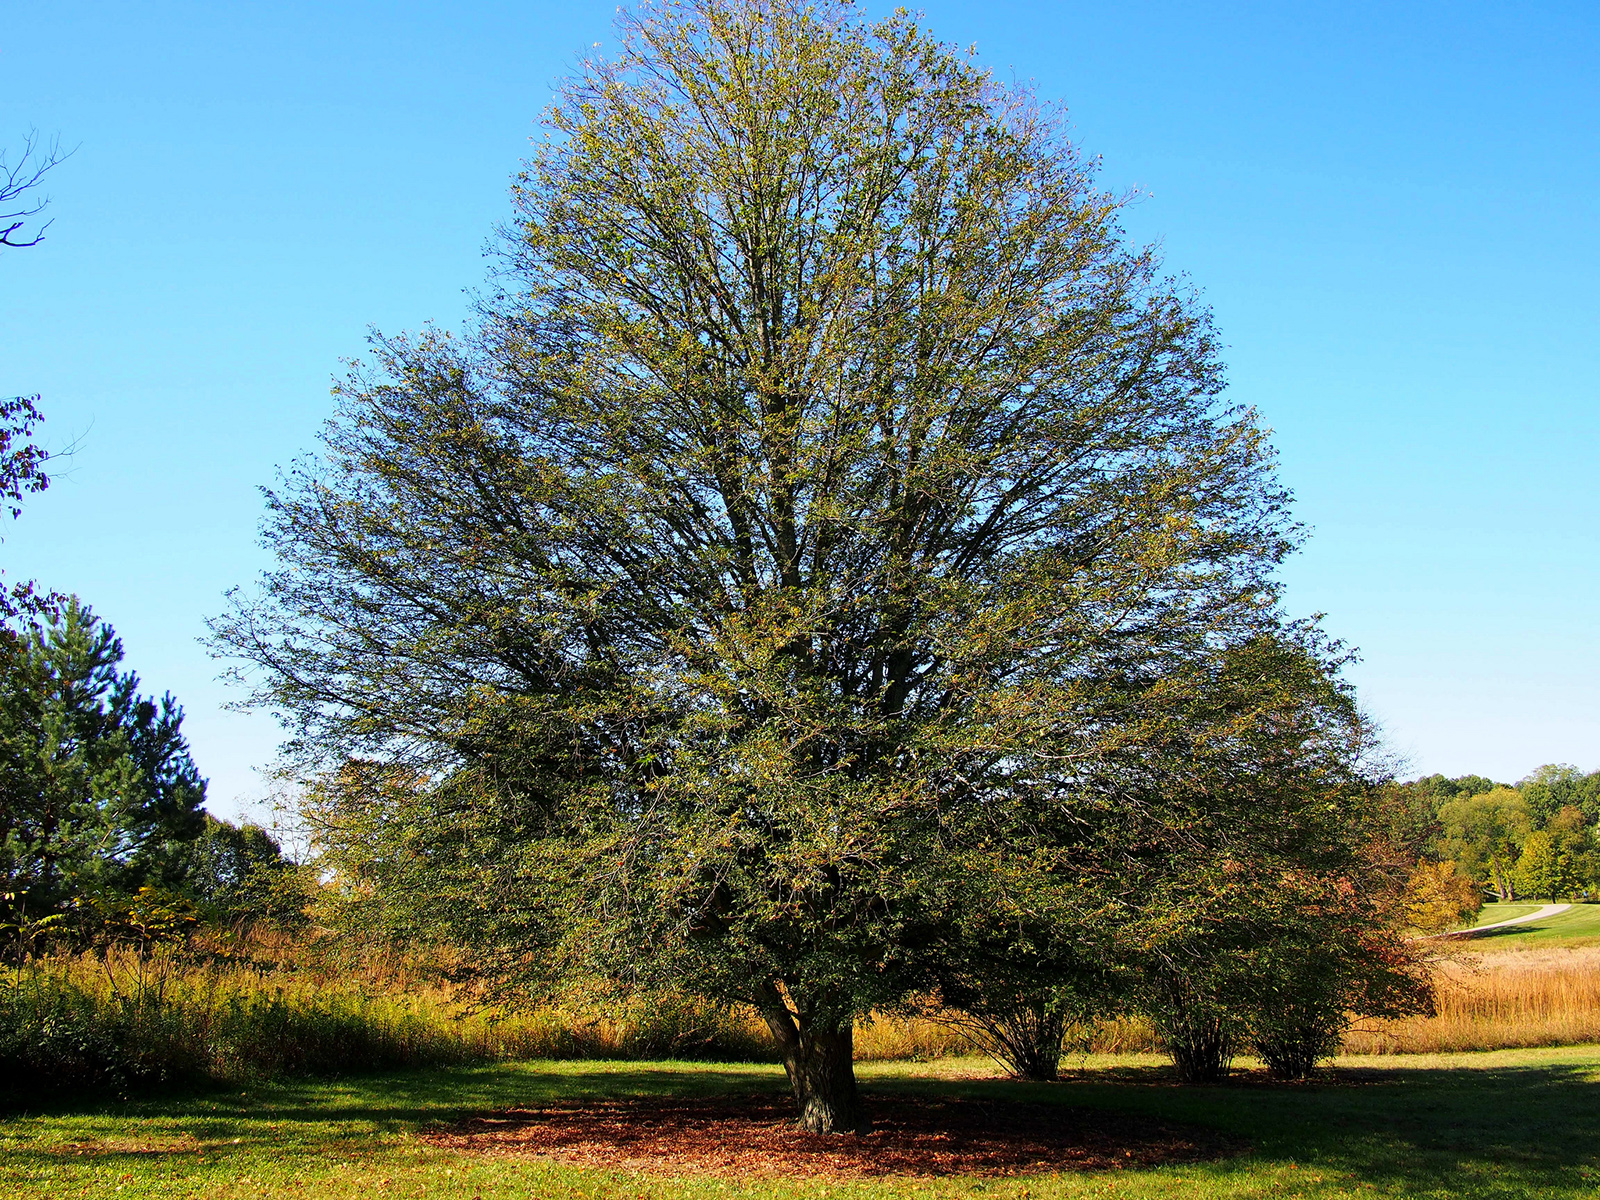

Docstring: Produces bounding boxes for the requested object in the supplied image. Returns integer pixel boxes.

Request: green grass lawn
[4,1048,1599,1199]
[1464,901,1600,950]
[1467,903,1540,927]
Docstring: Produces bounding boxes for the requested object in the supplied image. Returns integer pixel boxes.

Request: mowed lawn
[1465,901,1600,949]
[5,1048,1600,1200]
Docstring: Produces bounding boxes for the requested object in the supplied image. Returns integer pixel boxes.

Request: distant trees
[1438,787,1531,902]
[1391,768,1600,909]
[180,814,305,929]
[1512,807,1591,903]
[1521,765,1600,825]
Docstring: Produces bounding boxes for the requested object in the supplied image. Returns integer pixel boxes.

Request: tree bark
[757,986,869,1134]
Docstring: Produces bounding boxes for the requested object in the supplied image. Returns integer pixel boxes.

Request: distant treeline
[1387,765,1600,905]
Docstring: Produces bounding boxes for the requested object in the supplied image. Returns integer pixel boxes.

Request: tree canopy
[213,0,1396,1128]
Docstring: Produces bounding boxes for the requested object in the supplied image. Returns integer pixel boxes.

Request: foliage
[1404,860,1482,933]
[0,598,206,943]
[213,0,1311,1127]
[77,884,199,951]
[0,395,50,526]
[1437,786,1531,901]
[179,814,308,928]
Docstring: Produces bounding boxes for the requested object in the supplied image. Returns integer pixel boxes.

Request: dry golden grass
[852,1012,1164,1063]
[18,924,1596,1087]
[861,946,1600,1064]
[1344,945,1600,1054]
[850,1013,970,1060]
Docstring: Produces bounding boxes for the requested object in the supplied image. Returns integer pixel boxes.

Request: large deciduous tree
[215,0,1308,1132]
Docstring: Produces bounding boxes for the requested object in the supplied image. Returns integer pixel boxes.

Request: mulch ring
[420,1092,1241,1179]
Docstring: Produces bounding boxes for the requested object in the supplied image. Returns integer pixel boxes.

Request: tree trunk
[757,988,869,1134]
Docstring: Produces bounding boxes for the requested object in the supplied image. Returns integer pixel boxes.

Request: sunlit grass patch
[1470,901,1600,949]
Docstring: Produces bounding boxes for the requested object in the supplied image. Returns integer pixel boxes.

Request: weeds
[0,946,774,1103]
[1347,945,1600,1054]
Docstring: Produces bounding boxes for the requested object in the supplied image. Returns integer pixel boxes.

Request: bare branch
[0,131,72,249]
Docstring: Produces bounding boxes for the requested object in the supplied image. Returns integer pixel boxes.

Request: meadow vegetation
[0,938,777,1106]
[11,906,1600,1111]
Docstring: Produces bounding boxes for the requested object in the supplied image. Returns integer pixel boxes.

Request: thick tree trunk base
[759,995,870,1134]
[792,1031,868,1134]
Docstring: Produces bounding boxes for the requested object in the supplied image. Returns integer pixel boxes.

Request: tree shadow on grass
[3,1062,792,1160]
[930,1059,1600,1198]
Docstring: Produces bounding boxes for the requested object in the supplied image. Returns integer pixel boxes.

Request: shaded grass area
[4,1048,1600,1198]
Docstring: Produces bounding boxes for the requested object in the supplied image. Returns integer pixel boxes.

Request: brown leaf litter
[420,1092,1240,1179]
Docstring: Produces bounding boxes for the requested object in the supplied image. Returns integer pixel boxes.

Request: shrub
[1249,1004,1343,1080]
[1245,932,1433,1081]
[932,998,1068,1081]
[1152,991,1236,1083]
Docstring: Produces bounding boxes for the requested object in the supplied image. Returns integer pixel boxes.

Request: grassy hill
[1459,902,1600,950]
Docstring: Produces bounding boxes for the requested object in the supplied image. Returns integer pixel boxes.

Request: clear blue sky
[2,1,1595,822]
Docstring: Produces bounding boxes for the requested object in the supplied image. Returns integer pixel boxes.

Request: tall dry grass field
[853,1013,1165,1063]
[0,946,780,1101]
[1344,946,1600,1054]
